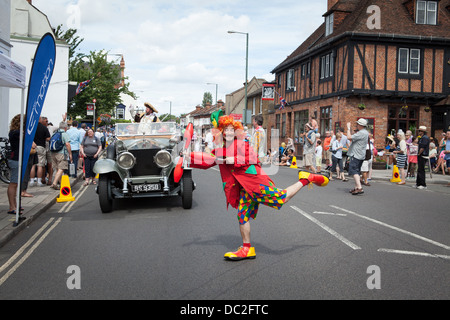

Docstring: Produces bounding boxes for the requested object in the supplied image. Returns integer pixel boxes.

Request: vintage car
[93,122,194,213]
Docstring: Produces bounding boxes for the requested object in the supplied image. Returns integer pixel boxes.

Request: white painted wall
[8,0,69,127]
[0,0,12,138]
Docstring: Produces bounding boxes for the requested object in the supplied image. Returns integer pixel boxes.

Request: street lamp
[228,30,249,125]
[206,83,218,106]
[164,100,172,121]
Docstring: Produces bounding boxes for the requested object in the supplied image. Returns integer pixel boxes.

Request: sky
[32,0,327,116]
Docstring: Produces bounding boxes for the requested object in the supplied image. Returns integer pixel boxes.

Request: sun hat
[356,118,368,127]
[144,102,158,113]
[418,126,427,132]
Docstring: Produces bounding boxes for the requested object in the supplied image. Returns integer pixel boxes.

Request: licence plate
[132,184,162,192]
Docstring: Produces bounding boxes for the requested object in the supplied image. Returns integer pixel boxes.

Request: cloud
[32,0,327,115]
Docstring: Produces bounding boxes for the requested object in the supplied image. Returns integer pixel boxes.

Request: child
[408,138,418,178]
[315,140,323,172]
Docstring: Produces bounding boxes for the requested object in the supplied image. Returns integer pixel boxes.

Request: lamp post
[228,30,249,125]
[206,83,218,106]
[164,100,172,121]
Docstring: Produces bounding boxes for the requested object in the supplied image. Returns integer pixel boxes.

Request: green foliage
[202,92,213,107]
[56,26,135,121]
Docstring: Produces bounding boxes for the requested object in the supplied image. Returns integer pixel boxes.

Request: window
[286,69,295,90]
[325,13,334,36]
[416,1,437,25]
[294,110,309,143]
[282,113,287,137]
[116,108,125,120]
[320,107,333,136]
[388,106,419,136]
[398,48,421,74]
[301,62,311,79]
[320,53,334,80]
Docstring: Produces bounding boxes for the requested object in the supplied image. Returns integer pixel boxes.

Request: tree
[69,50,135,120]
[55,26,135,121]
[202,92,213,107]
[55,25,83,62]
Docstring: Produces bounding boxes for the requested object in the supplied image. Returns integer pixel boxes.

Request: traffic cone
[390,165,401,183]
[57,175,75,203]
[290,156,298,169]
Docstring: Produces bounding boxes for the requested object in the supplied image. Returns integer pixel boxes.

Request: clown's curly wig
[218,115,243,132]
[213,115,245,143]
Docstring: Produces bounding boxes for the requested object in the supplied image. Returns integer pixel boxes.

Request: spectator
[408,138,418,178]
[323,131,332,170]
[30,117,50,187]
[429,143,437,170]
[303,123,316,173]
[393,131,407,185]
[444,130,450,175]
[7,115,24,215]
[66,120,83,178]
[416,126,430,189]
[330,132,345,181]
[50,122,72,190]
[279,142,286,162]
[279,149,294,166]
[315,140,323,172]
[346,119,369,195]
[80,128,102,186]
[250,115,266,163]
[361,134,375,186]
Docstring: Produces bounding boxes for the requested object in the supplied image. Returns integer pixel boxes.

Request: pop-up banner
[22,33,56,181]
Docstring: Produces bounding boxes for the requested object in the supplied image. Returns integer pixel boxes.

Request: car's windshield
[115,122,177,136]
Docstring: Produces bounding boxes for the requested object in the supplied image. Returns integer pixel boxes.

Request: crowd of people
[273,117,450,194]
[6,114,104,216]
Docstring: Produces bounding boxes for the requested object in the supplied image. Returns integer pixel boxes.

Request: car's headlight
[154,150,172,168]
[117,152,136,170]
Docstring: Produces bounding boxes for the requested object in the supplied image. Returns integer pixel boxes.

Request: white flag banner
[0,52,26,89]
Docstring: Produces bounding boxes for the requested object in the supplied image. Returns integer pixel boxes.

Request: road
[0,166,449,301]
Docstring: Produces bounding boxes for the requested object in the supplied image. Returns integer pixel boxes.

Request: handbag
[365,136,372,161]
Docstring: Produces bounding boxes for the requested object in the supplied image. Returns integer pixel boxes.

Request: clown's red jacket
[189,138,275,210]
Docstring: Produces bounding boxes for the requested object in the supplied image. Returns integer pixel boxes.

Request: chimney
[328,0,338,11]
[195,105,202,111]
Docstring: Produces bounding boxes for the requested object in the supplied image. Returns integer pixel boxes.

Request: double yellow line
[0,185,90,287]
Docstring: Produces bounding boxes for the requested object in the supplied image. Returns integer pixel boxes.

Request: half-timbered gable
[271,0,450,151]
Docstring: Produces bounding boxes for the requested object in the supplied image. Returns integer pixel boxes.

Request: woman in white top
[394,131,408,185]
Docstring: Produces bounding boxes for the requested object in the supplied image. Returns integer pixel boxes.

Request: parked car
[93,122,194,213]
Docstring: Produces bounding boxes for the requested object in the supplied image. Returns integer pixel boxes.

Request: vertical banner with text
[22,33,56,181]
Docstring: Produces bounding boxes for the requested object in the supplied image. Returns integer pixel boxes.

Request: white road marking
[58,185,89,213]
[0,218,62,286]
[313,211,347,217]
[378,248,450,260]
[291,206,361,250]
[331,205,450,251]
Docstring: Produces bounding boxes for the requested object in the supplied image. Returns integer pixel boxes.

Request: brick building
[270,0,450,152]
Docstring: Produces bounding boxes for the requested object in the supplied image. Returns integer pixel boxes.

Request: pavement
[0,167,449,249]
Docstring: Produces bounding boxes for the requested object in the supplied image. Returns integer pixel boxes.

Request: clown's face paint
[224,125,235,143]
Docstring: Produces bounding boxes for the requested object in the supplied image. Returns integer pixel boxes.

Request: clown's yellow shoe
[298,171,329,187]
[224,246,256,261]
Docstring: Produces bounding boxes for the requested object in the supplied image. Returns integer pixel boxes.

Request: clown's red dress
[189,138,287,225]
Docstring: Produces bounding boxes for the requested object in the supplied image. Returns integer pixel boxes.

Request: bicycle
[0,137,11,184]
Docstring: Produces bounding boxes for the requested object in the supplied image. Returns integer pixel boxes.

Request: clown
[188,113,329,261]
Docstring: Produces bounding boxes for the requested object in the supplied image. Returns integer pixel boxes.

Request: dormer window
[325,13,334,36]
[416,1,438,25]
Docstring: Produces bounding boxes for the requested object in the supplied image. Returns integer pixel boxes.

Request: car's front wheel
[180,170,193,209]
[98,174,113,213]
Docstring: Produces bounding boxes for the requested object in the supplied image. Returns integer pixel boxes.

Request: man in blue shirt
[416,125,430,190]
[66,121,83,178]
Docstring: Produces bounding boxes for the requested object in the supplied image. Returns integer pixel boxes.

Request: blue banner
[22,33,56,181]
